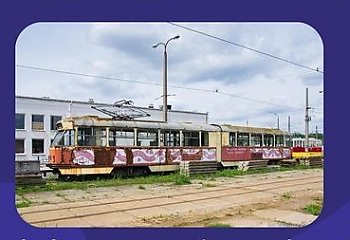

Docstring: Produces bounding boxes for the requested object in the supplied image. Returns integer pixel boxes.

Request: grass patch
[138,185,146,190]
[16,201,31,208]
[16,199,32,208]
[55,192,65,197]
[174,174,191,185]
[16,172,191,195]
[281,192,293,200]
[212,165,312,178]
[202,182,217,188]
[207,223,231,228]
[304,202,322,216]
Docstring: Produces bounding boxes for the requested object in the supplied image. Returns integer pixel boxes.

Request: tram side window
[109,129,134,146]
[251,134,262,146]
[264,134,274,147]
[95,128,106,146]
[229,132,236,146]
[183,131,199,146]
[285,137,292,147]
[137,130,158,146]
[161,130,180,146]
[78,128,96,146]
[201,132,209,146]
[275,135,284,147]
[237,133,249,146]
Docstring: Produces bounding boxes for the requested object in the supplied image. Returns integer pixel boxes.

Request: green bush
[304,202,322,216]
[174,174,191,185]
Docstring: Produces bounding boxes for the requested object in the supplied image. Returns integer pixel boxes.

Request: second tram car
[47,115,294,177]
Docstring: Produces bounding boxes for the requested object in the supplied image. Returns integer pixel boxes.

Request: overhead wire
[17,24,324,113]
[16,64,306,111]
[168,22,324,74]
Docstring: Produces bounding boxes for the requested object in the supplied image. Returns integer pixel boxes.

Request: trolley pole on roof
[152,35,180,123]
[305,87,310,152]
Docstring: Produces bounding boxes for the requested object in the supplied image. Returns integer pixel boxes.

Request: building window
[16,113,25,130]
[32,114,44,131]
[50,115,62,130]
[16,139,25,154]
[32,139,44,154]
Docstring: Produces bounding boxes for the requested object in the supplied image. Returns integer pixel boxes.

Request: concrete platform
[252,209,318,226]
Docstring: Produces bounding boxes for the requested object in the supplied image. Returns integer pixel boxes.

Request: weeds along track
[20,175,321,214]
[19,175,322,225]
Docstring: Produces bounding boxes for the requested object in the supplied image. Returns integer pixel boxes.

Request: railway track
[19,174,323,227]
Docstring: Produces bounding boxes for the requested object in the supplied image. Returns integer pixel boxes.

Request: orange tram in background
[47,115,323,178]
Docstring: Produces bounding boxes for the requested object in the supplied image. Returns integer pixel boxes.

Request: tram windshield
[51,130,75,146]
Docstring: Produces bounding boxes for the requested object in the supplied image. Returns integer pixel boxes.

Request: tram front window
[51,130,75,146]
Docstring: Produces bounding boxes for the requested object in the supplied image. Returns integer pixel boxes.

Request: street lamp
[274,113,280,129]
[152,35,180,123]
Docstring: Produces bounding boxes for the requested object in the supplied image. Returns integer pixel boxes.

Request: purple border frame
[1,0,349,239]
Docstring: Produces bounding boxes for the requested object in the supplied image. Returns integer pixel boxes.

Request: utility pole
[274,113,280,129]
[288,115,291,133]
[305,87,311,152]
[288,115,291,147]
[152,35,180,123]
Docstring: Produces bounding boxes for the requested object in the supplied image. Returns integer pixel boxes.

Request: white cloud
[15,22,324,133]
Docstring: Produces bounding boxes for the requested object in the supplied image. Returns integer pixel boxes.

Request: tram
[47,115,293,177]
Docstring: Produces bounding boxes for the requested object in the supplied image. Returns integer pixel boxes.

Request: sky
[15,22,324,134]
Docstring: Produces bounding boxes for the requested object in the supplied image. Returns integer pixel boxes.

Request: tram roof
[59,116,290,135]
[60,115,220,132]
[220,124,289,135]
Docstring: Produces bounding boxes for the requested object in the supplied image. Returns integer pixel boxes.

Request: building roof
[16,95,208,116]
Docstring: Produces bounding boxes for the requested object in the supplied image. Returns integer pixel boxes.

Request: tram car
[215,124,292,170]
[291,137,323,159]
[291,146,323,159]
[47,115,294,178]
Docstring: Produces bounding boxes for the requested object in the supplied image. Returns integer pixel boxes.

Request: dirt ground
[17,168,323,227]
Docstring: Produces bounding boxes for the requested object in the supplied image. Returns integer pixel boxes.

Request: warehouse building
[15,96,208,164]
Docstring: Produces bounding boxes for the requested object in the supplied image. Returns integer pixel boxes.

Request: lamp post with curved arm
[274,113,280,129]
[152,35,180,123]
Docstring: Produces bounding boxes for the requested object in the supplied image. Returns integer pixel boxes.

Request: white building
[15,96,208,164]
